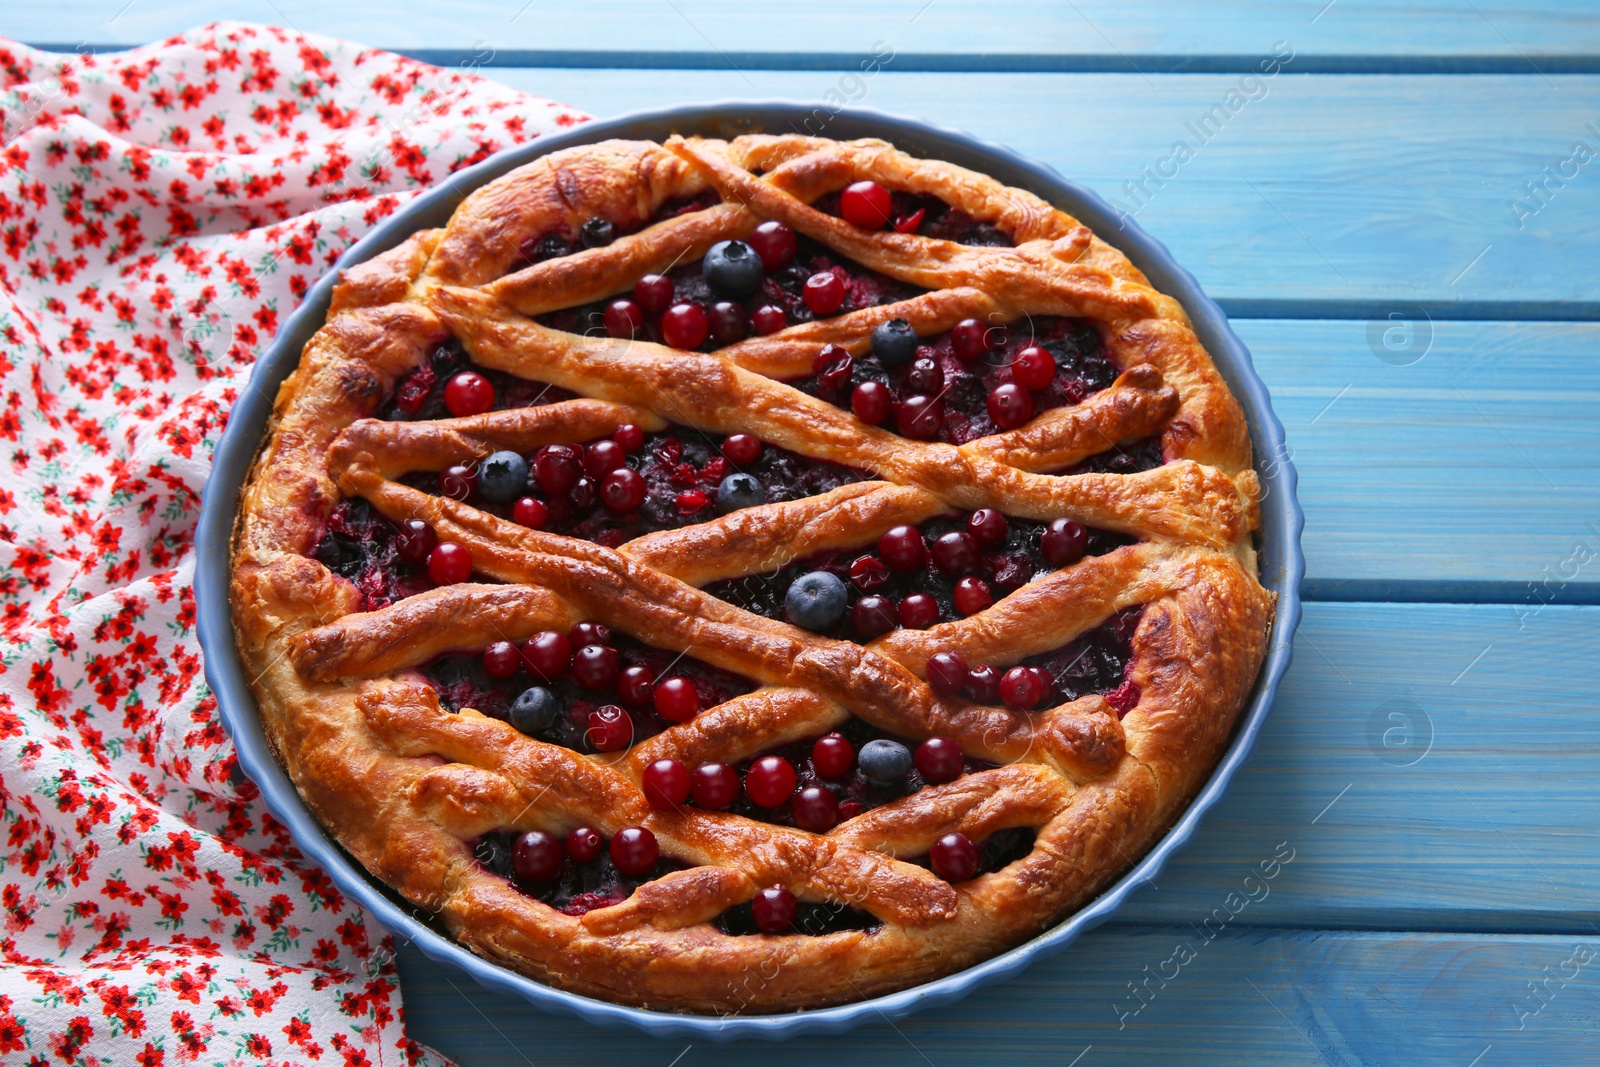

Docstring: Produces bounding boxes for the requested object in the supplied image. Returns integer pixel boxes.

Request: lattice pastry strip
[231,135,1274,1012]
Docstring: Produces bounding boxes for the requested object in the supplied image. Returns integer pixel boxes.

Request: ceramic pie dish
[197,102,1302,1040]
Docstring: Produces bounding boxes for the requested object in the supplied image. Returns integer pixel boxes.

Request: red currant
[586,705,633,752]
[633,274,674,313]
[803,271,846,316]
[852,595,899,639]
[584,439,626,478]
[512,497,547,529]
[839,180,892,229]
[601,468,645,513]
[965,663,1001,704]
[849,554,890,591]
[968,508,1008,547]
[751,304,788,335]
[751,885,797,932]
[394,519,437,565]
[810,733,854,778]
[999,666,1044,710]
[930,832,980,881]
[613,423,645,452]
[653,676,700,723]
[617,665,655,709]
[572,644,620,691]
[851,380,892,424]
[440,463,476,501]
[1041,518,1089,566]
[899,593,940,629]
[1012,345,1056,390]
[896,394,943,440]
[987,383,1035,430]
[745,755,797,808]
[722,433,762,465]
[444,371,495,416]
[565,825,603,863]
[691,762,740,809]
[925,651,969,698]
[603,299,644,339]
[534,444,583,495]
[643,758,691,809]
[878,525,927,572]
[709,301,747,344]
[915,737,964,784]
[661,303,709,349]
[791,786,839,833]
[570,621,611,646]
[427,542,472,585]
[931,531,980,576]
[482,641,521,680]
[953,576,993,616]
[522,631,572,682]
[951,318,991,361]
[511,830,563,883]
[609,826,658,875]
[749,220,798,269]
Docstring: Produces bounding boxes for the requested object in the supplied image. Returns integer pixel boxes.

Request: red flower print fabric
[0,22,586,1064]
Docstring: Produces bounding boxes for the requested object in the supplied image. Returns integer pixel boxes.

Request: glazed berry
[1012,345,1056,391]
[709,301,748,344]
[613,423,645,452]
[394,519,437,565]
[907,356,943,395]
[852,595,899,639]
[745,755,798,808]
[428,542,472,585]
[482,641,522,680]
[478,450,530,503]
[803,271,846,316]
[691,762,740,809]
[915,737,964,784]
[522,631,572,682]
[572,644,620,691]
[1000,665,1044,710]
[512,497,547,529]
[893,206,926,233]
[570,620,611,646]
[858,739,912,785]
[617,665,655,709]
[931,531,980,576]
[811,733,855,778]
[749,220,798,270]
[965,663,1001,704]
[1040,518,1089,567]
[643,758,691,809]
[444,371,495,416]
[661,302,709,349]
[751,304,787,335]
[987,383,1035,430]
[1029,666,1056,704]
[603,298,645,339]
[508,686,559,734]
[568,476,596,509]
[702,239,765,298]
[850,554,890,591]
[968,508,1008,547]
[930,832,980,882]
[580,218,616,248]
[601,468,646,513]
[926,651,969,698]
[791,786,839,833]
[953,576,993,616]
[851,380,892,424]
[899,593,940,629]
[511,830,563,884]
[440,464,477,501]
[840,179,892,229]
[812,344,853,395]
[633,273,675,313]
[752,885,798,933]
[676,489,711,516]
[878,525,927,572]
[565,825,603,863]
[871,317,919,365]
[653,676,700,723]
[785,571,849,632]
[586,705,633,752]
[716,472,764,513]
[610,826,658,875]
[534,443,583,495]
[585,439,627,478]
[897,394,943,440]
[951,318,991,361]
[722,433,762,466]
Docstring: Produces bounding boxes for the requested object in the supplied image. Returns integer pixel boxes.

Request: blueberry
[858,739,913,785]
[702,240,765,298]
[478,450,530,504]
[717,472,764,513]
[871,318,919,365]
[784,571,849,632]
[580,218,615,248]
[508,686,559,734]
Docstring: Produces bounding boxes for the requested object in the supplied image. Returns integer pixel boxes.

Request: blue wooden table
[23,3,1600,1063]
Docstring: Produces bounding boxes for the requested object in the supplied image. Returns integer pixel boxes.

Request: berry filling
[795,316,1125,447]
[507,191,722,276]
[704,511,1134,640]
[812,187,1014,247]
[383,341,575,422]
[472,827,687,916]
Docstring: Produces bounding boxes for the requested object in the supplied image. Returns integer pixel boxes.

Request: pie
[229,132,1275,1014]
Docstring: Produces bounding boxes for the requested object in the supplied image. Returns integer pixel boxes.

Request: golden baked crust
[230,135,1274,1013]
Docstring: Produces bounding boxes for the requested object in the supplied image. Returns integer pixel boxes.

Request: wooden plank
[17,1,1600,67]
[394,926,1600,1064]
[1237,319,1600,601]
[456,69,1600,315]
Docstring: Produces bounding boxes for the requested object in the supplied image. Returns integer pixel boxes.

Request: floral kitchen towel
[0,22,585,1065]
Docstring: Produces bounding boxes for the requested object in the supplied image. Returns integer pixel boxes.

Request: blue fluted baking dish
[196,102,1304,1042]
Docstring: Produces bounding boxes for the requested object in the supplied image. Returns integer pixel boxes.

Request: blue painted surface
[50,4,1600,1063]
